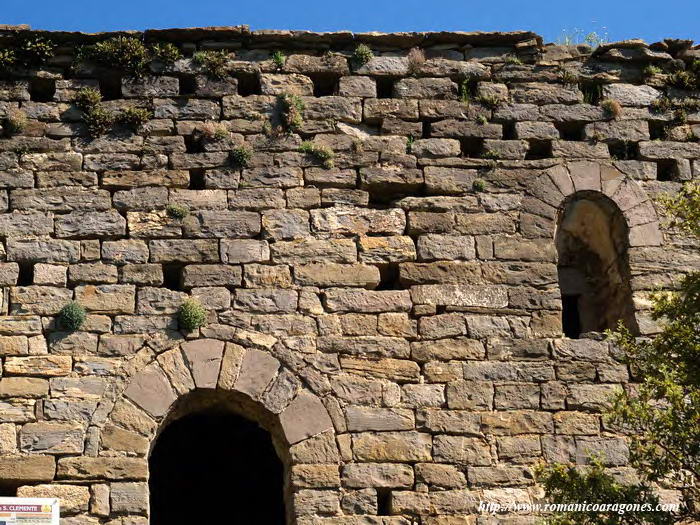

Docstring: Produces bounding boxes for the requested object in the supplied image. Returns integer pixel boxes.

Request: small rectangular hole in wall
[17,262,34,286]
[649,121,668,140]
[555,122,584,141]
[579,81,602,105]
[562,294,582,339]
[656,159,677,181]
[100,74,122,100]
[184,134,204,154]
[189,168,206,189]
[421,121,431,138]
[179,75,197,96]
[460,137,484,158]
[376,488,392,516]
[608,141,639,160]
[376,263,403,290]
[525,140,552,160]
[237,74,261,96]
[30,77,56,102]
[0,484,17,497]
[310,73,339,97]
[376,77,394,99]
[163,264,184,291]
[502,122,517,140]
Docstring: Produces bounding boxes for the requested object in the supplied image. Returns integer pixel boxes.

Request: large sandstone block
[0,455,56,482]
[17,484,90,514]
[352,431,432,462]
[19,422,85,454]
[342,463,414,488]
[324,289,412,313]
[57,457,147,480]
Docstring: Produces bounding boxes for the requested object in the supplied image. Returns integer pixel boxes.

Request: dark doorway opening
[561,294,582,338]
[149,411,286,525]
[556,191,637,338]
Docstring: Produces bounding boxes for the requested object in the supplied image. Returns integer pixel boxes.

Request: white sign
[0,498,59,525]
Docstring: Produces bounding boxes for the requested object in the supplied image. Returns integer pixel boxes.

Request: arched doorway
[149,409,286,525]
[555,191,637,338]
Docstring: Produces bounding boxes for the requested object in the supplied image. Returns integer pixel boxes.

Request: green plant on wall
[192,50,230,79]
[76,36,150,76]
[299,141,335,169]
[178,299,207,331]
[58,302,87,331]
[116,106,153,131]
[277,93,305,133]
[3,109,27,136]
[351,44,374,67]
[166,204,190,220]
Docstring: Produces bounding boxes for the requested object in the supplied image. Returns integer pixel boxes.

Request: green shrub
[407,47,425,75]
[178,299,207,331]
[0,48,17,72]
[559,68,578,85]
[193,50,230,79]
[504,54,522,65]
[459,79,471,103]
[19,36,57,67]
[271,50,286,70]
[600,97,622,119]
[74,87,102,111]
[277,93,305,132]
[78,36,150,76]
[299,141,334,169]
[667,69,698,90]
[116,106,152,131]
[406,135,414,153]
[4,109,27,135]
[231,146,252,168]
[642,64,662,81]
[150,42,182,65]
[475,115,488,125]
[477,94,501,110]
[351,44,374,67]
[472,178,486,192]
[481,149,500,160]
[83,106,114,137]
[166,203,189,220]
[58,302,86,331]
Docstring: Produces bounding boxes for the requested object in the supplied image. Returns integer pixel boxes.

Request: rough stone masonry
[0,24,698,524]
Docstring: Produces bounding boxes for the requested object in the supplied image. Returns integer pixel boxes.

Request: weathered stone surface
[0,455,56,482]
[17,484,90,514]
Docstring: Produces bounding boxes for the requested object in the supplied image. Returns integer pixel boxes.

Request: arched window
[149,399,286,525]
[555,191,637,338]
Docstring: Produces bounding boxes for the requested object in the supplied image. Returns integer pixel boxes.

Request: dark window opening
[502,122,517,140]
[237,73,261,97]
[460,137,484,158]
[579,81,603,105]
[376,77,394,99]
[162,264,184,291]
[608,141,638,160]
[556,192,637,338]
[649,121,668,140]
[562,294,582,338]
[310,73,338,97]
[149,411,285,525]
[525,140,552,159]
[184,134,205,154]
[30,77,55,102]
[421,121,431,139]
[189,168,206,189]
[377,488,392,516]
[0,484,17,497]
[555,122,584,141]
[376,263,403,290]
[656,159,677,181]
[99,74,122,100]
[179,75,197,96]
[17,262,34,286]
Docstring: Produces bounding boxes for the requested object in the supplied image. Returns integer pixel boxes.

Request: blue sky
[2,0,699,44]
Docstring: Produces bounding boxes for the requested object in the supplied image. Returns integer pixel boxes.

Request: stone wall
[0,25,697,524]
